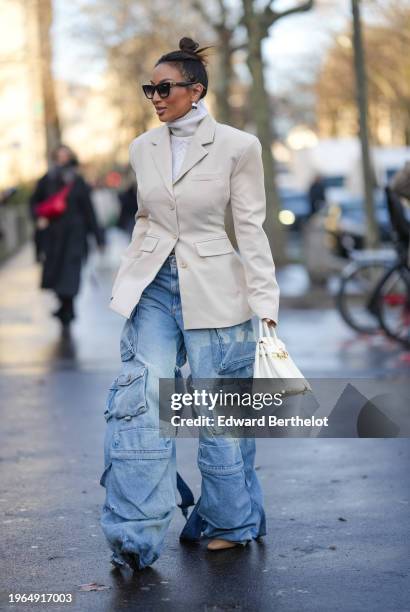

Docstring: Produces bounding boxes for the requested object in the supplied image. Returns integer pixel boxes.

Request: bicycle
[370,188,410,348]
[336,187,410,348]
[336,247,396,334]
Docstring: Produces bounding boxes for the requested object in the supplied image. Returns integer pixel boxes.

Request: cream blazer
[109,113,280,329]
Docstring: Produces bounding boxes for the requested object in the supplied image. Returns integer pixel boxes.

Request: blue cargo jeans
[99,252,266,569]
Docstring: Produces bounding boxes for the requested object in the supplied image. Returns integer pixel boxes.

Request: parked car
[278,188,310,231]
[324,189,392,258]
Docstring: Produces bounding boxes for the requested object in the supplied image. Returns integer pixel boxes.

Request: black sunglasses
[142,80,198,100]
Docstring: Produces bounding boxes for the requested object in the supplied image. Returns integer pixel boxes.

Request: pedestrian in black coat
[117,182,138,237]
[29,145,105,327]
[308,174,327,216]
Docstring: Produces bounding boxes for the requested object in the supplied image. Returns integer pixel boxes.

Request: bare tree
[191,0,246,125]
[315,31,410,141]
[72,0,213,156]
[239,0,314,264]
[35,0,61,162]
[351,0,378,248]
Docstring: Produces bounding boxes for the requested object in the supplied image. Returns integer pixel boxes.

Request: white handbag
[253,319,312,396]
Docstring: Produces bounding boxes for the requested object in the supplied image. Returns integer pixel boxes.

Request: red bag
[35,184,72,220]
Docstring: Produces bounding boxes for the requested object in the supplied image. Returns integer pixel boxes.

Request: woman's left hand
[262,318,277,327]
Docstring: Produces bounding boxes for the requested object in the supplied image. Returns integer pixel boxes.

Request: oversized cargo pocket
[104,365,148,421]
[197,439,252,529]
[198,439,243,475]
[210,319,256,375]
[108,427,174,520]
[111,426,172,459]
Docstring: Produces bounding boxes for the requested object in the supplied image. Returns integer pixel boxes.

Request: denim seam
[221,355,254,370]
[120,324,134,362]
[111,451,172,460]
[133,304,140,356]
[112,450,171,456]
[198,463,244,475]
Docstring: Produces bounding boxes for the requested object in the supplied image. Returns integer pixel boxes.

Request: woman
[30,145,105,327]
[100,37,280,570]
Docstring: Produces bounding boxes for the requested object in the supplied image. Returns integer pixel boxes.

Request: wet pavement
[1,240,409,612]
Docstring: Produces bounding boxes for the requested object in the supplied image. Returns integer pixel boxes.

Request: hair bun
[179,37,199,53]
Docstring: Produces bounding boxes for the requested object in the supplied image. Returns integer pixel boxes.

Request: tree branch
[191,0,219,28]
[263,0,314,28]
[216,0,227,24]
[231,42,248,52]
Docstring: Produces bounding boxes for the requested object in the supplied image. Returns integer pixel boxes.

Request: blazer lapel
[150,113,217,196]
[150,126,174,198]
[173,114,216,185]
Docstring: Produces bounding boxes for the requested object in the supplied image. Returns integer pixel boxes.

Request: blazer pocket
[195,236,234,257]
[190,172,223,181]
[140,234,160,252]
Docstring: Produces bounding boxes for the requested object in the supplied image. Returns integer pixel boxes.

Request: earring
[191,101,198,110]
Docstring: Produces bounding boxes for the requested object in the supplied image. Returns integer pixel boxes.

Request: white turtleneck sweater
[166,99,209,182]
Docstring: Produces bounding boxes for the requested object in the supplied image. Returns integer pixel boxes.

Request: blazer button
[172,233,177,239]
[169,205,175,210]
[180,262,187,268]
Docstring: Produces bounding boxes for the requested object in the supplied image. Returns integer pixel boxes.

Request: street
[1,242,409,612]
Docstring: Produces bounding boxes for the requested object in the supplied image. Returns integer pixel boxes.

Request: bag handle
[258,318,279,342]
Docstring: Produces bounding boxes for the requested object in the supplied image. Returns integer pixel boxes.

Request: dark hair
[52,144,79,167]
[155,37,213,99]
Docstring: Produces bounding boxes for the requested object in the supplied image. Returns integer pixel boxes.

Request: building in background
[0,0,133,188]
[56,77,125,179]
[0,0,46,187]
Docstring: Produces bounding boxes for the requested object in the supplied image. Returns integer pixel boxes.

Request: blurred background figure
[0,188,17,243]
[308,173,327,216]
[29,144,105,329]
[116,179,138,237]
[388,159,410,266]
[390,161,410,206]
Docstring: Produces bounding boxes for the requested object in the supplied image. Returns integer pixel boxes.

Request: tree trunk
[404,104,410,146]
[242,0,287,265]
[36,0,61,163]
[351,0,379,249]
[214,27,235,125]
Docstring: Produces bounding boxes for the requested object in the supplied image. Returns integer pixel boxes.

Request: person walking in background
[116,180,138,237]
[29,144,105,328]
[390,161,410,205]
[389,161,410,266]
[308,173,327,216]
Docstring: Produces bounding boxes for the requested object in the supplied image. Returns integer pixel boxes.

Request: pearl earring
[191,101,198,110]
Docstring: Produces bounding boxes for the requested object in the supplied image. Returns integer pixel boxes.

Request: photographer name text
[170,415,329,428]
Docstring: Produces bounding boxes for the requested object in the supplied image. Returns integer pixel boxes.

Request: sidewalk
[0,241,409,612]
[1,241,408,376]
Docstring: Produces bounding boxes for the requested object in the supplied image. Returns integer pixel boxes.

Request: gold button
[172,233,177,239]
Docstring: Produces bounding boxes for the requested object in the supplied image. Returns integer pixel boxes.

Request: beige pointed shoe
[207,539,244,551]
